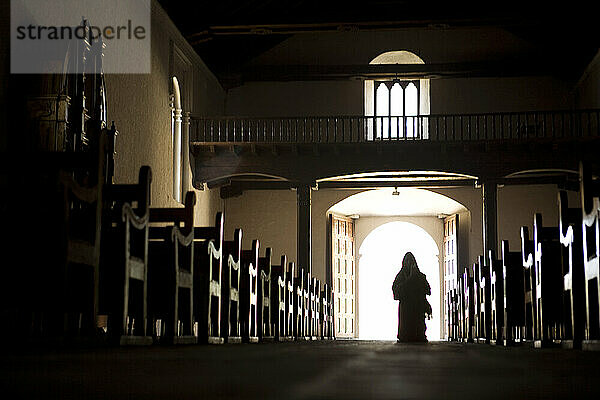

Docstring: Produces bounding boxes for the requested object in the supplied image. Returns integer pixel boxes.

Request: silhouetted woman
[392,252,432,342]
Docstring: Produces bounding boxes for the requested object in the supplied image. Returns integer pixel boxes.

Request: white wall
[106,0,226,224]
[223,189,298,267]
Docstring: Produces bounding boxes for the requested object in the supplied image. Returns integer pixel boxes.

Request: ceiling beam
[218,61,554,87]
[187,16,528,43]
[214,174,578,198]
[218,179,477,198]
[488,175,580,191]
[318,179,476,189]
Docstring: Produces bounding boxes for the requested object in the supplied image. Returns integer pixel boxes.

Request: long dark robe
[392,254,431,342]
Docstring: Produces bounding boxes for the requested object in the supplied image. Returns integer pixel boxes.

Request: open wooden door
[329,214,356,338]
[443,214,459,339]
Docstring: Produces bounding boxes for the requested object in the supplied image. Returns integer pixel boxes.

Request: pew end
[147,191,197,345]
[558,191,586,349]
[502,240,525,347]
[240,240,259,343]
[270,255,288,341]
[258,247,274,342]
[193,212,225,345]
[489,250,504,346]
[222,229,243,343]
[579,162,600,350]
[99,165,153,346]
[532,213,563,348]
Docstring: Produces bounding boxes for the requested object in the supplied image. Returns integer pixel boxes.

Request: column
[297,183,312,275]
[482,180,498,264]
[172,77,182,203]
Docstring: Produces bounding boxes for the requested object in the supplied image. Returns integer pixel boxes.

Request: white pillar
[172,77,182,202]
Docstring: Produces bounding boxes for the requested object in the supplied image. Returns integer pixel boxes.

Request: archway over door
[358,221,440,340]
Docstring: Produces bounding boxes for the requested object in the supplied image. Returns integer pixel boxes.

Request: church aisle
[1,340,598,399]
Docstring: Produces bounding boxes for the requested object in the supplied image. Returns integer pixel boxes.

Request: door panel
[443,214,459,338]
[331,214,356,338]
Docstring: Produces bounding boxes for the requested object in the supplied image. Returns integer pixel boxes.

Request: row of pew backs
[22,137,337,345]
[447,162,600,350]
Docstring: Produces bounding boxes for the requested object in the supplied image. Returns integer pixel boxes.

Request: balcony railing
[190,110,600,144]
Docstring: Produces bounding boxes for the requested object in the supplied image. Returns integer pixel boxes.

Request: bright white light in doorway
[358,221,440,341]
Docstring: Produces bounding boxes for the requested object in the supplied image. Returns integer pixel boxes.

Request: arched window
[365,51,430,140]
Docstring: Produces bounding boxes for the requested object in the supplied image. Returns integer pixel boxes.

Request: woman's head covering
[401,252,419,275]
[393,252,425,301]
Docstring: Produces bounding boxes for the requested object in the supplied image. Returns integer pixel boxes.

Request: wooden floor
[1,340,599,399]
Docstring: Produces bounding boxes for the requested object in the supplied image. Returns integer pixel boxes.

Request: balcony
[191,110,600,144]
[189,110,600,189]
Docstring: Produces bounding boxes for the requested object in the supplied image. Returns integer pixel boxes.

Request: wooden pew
[321,283,331,340]
[478,255,492,344]
[462,267,474,342]
[579,162,600,350]
[312,278,321,340]
[521,226,536,342]
[147,192,196,345]
[456,275,464,341]
[285,261,296,340]
[329,285,336,339]
[471,260,480,342]
[445,291,451,340]
[270,255,287,341]
[222,229,242,343]
[446,289,455,341]
[452,288,459,340]
[502,240,525,346]
[240,240,259,343]
[11,63,111,340]
[471,258,481,342]
[489,250,504,346]
[44,130,111,339]
[303,270,311,339]
[258,247,273,342]
[193,212,225,344]
[453,288,459,340]
[533,213,563,348]
[308,276,316,339]
[99,165,152,345]
[461,273,468,341]
[294,267,307,339]
[558,190,586,349]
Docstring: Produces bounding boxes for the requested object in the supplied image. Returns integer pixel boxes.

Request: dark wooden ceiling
[157,0,599,85]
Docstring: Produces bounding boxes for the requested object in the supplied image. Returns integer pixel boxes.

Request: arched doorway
[326,187,469,340]
[358,221,440,340]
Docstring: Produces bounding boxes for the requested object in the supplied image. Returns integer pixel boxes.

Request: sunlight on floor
[358,221,440,341]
